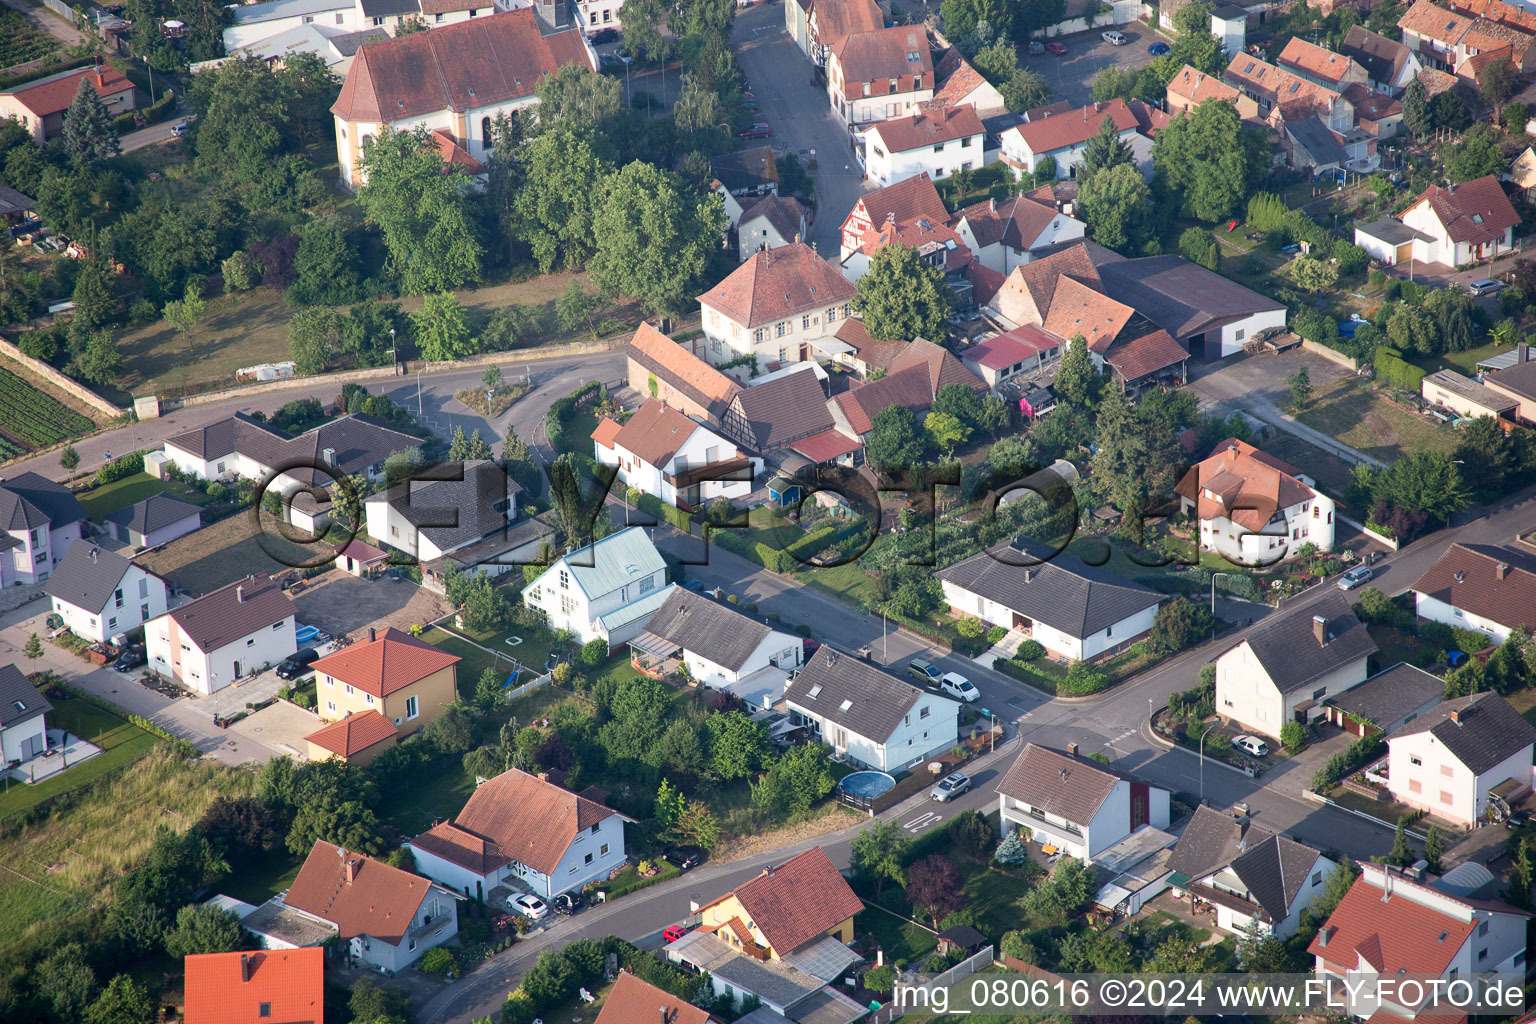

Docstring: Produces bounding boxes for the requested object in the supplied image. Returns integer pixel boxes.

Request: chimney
[1520,342,1531,364]
[90,547,97,562]
[989,196,997,213]
[240,953,251,982]
[1313,615,1328,645]
[1067,742,1078,757]
[369,626,377,642]
[322,447,336,467]
[237,585,245,604]
[1451,709,1462,725]
[793,232,802,244]
[1318,926,1331,947]
[1497,561,1509,581]
[537,771,549,782]
[1023,567,1035,583]
[345,858,357,883]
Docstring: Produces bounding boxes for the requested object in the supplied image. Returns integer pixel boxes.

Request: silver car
[1336,565,1372,591]
[931,772,971,802]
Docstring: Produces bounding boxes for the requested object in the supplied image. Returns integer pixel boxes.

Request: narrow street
[730,2,867,255]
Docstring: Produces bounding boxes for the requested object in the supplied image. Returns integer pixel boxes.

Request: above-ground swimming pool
[838,771,896,807]
[295,625,320,644]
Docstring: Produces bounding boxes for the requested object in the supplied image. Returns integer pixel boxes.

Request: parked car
[803,638,821,658]
[682,579,706,592]
[907,659,942,686]
[1045,41,1067,54]
[663,924,694,943]
[275,648,321,680]
[1101,30,1127,44]
[1507,813,1532,831]
[507,893,549,920]
[114,646,146,672]
[1027,40,1045,54]
[1469,278,1503,296]
[738,122,773,138]
[664,846,707,871]
[931,771,971,802]
[589,27,619,43]
[940,672,980,702]
[1148,41,1170,55]
[170,122,189,137]
[1336,564,1373,590]
[552,892,584,915]
[1231,735,1269,758]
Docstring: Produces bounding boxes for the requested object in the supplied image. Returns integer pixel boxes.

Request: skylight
[808,684,823,698]
[12,700,24,712]
[1472,213,1484,224]
[839,699,853,712]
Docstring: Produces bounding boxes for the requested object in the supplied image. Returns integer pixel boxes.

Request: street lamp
[1199,725,1212,803]
[389,328,396,373]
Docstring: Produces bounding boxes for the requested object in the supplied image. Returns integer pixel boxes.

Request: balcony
[1008,805,1083,840]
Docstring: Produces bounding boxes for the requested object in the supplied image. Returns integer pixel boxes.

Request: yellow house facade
[312,627,460,738]
[694,847,864,962]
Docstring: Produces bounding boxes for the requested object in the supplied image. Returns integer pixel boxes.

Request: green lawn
[0,698,160,822]
[380,757,477,835]
[1297,377,1458,461]
[959,863,1039,943]
[1411,339,1513,377]
[221,848,305,905]
[423,628,517,695]
[855,906,940,962]
[75,472,215,520]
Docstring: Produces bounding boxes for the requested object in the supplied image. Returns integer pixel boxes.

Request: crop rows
[0,367,92,452]
[0,10,57,70]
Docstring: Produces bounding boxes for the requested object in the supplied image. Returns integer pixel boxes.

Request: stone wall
[0,336,123,420]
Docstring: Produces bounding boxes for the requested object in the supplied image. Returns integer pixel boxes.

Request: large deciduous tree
[1076,161,1154,253]
[515,126,613,273]
[941,0,1016,44]
[854,243,953,341]
[411,292,477,362]
[357,126,482,294]
[1153,98,1265,222]
[905,854,963,927]
[865,405,929,470]
[589,160,725,317]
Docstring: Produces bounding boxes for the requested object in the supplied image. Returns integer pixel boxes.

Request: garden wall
[1302,339,1359,371]
[0,335,123,419]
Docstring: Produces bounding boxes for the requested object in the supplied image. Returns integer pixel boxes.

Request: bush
[419,947,457,977]
[955,616,984,638]
[985,626,1006,644]
[948,809,997,854]
[1280,720,1306,751]
[579,638,608,667]
[222,251,260,292]
[1016,639,1044,660]
[95,451,145,485]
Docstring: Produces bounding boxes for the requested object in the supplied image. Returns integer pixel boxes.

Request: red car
[663,924,694,943]
[738,122,773,139]
[1045,41,1067,55]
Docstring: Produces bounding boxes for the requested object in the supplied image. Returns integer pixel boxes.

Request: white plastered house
[522,526,675,645]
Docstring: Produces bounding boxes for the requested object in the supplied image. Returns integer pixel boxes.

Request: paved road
[120,113,189,154]
[731,2,865,255]
[4,349,626,483]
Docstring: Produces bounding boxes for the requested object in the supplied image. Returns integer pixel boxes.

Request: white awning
[807,336,854,356]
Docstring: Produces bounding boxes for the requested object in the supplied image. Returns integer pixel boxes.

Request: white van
[1102,30,1128,45]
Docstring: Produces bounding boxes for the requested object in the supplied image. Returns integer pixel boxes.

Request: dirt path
[710,805,865,863]
[1,0,87,47]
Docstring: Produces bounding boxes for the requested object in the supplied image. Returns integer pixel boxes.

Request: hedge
[544,380,602,455]
[113,87,176,132]
[711,526,790,573]
[1373,347,1427,392]
[636,492,694,532]
[95,450,147,485]
[1311,733,1385,791]
[42,675,199,759]
[993,657,1058,693]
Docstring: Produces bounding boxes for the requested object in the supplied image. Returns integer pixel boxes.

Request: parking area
[289,571,450,640]
[228,700,324,762]
[1020,23,1168,107]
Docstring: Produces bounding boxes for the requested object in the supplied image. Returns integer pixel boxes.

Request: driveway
[731,2,866,254]
[1021,23,1167,108]
[289,571,450,640]
[228,700,323,762]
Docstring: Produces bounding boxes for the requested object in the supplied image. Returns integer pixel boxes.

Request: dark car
[1508,813,1532,831]
[1148,41,1170,55]
[664,846,707,871]
[275,647,320,680]
[1045,41,1067,55]
[738,122,773,139]
[589,27,619,44]
[552,891,585,915]
[683,579,707,592]
[113,646,146,672]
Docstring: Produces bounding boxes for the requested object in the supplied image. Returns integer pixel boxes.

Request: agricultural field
[0,9,58,70]
[0,366,94,457]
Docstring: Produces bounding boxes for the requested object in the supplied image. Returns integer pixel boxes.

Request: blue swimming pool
[839,771,896,799]
[295,625,320,643]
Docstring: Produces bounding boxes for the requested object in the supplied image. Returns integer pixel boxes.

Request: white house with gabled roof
[522,526,676,645]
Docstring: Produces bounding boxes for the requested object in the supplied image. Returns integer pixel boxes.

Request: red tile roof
[1041,276,1135,352]
[1398,0,1473,44]
[952,192,1062,251]
[626,322,742,421]
[2,65,133,118]
[591,416,623,450]
[429,128,485,174]
[410,819,508,875]
[285,841,439,945]
[930,52,993,109]
[1410,542,1536,633]
[1174,438,1316,531]
[596,972,722,1024]
[1455,0,1536,33]
[610,399,716,467]
[305,709,400,759]
[868,104,984,152]
[834,364,936,434]
[335,538,389,564]
[830,26,934,100]
[310,626,460,699]
[447,768,619,876]
[1008,99,1138,156]
[1167,63,1244,106]
[1408,175,1520,245]
[1278,37,1362,83]
[331,9,594,123]
[993,242,1101,326]
[888,337,986,393]
[1309,873,1475,981]
[183,948,324,1024]
[964,261,1006,306]
[703,847,864,954]
[814,0,882,47]
[1104,329,1189,382]
[699,241,856,328]
[965,325,1064,369]
[790,428,863,463]
[843,173,948,247]
[858,217,971,271]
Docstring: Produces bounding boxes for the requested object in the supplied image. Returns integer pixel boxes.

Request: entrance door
[1012,612,1031,629]
[232,661,241,679]
[20,732,43,760]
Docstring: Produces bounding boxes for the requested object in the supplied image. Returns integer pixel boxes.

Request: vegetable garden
[0,367,93,456]
[0,10,57,70]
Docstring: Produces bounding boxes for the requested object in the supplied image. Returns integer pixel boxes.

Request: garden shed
[767,477,801,508]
